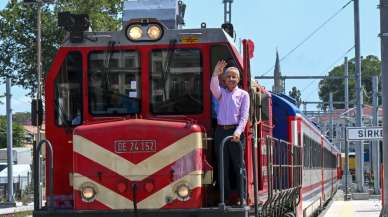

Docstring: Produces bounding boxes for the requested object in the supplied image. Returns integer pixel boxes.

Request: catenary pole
[329,92,334,142]
[372,75,380,194]
[345,57,349,113]
[353,0,364,192]
[380,0,388,215]
[35,0,43,207]
[344,57,351,199]
[6,78,14,203]
[36,1,42,144]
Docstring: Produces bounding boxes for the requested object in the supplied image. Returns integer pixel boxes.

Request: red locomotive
[33,2,341,217]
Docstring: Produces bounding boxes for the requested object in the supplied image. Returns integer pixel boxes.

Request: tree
[318,55,381,110]
[0,0,122,94]
[0,117,25,148]
[13,112,31,125]
[289,86,302,108]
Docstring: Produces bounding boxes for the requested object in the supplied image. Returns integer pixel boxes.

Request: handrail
[218,136,246,210]
[251,123,259,217]
[34,139,54,211]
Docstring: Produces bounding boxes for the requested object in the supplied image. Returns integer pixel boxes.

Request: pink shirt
[210,75,250,136]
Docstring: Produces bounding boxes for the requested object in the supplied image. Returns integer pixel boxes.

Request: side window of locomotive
[55,52,83,126]
[150,49,203,114]
[88,51,140,116]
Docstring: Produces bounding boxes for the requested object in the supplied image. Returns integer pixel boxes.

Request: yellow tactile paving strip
[322,199,381,217]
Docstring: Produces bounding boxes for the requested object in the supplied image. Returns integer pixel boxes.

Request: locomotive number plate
[114,140,157,153]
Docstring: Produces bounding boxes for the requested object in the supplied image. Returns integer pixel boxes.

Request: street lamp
[22,0,55,209]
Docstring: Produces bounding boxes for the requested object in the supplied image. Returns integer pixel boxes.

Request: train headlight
[175,183,190,201]
[80,183,97,202]
[127,25,143,41]
[147,24,162,40]
[125,19,164,41]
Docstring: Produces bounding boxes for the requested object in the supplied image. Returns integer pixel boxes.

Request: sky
[0,0,382,114]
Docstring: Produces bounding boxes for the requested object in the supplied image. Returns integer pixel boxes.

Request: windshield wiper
[103,41,115,90]
[161,39,177,99]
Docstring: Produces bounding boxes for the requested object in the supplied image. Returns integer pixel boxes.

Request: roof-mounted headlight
[147,24,162,40]
[125,19,164,42]
[127,25,143,41]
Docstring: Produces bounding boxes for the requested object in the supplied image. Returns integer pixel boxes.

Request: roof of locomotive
[62,27,239,48]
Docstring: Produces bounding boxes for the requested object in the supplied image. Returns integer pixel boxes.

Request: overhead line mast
[222,0,234,38]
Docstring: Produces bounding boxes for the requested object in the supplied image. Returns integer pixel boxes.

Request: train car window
[88,51,140,116]
[150,49,203,114]
[303,134,309,168]
[55,52,83,127]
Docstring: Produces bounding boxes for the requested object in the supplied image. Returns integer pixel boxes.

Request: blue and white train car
[271,93,341,217]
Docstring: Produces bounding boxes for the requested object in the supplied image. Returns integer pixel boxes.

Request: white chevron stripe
[73,170,202,209]
[73,132,202,181]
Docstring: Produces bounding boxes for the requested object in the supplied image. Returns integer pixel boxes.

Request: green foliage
[318,55,381,110]
[289,86,302,108]
[0,117,25,148]
[0,2,59,94]
[0,1,122,94]
[13,112,31,125]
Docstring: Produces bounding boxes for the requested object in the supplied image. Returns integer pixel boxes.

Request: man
[210,60,250,205]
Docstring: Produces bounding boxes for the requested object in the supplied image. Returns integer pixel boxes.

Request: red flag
[248,39,255,59]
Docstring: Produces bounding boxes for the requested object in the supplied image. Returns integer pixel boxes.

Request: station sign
[346,127,383,141]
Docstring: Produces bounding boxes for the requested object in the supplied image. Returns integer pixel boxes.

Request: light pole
[23,0,54,209]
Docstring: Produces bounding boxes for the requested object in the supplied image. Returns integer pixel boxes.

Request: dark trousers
[214,126,245,202]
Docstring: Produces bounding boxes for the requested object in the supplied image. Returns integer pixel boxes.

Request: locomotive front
[34,7,256,215]
[72,119,210,210]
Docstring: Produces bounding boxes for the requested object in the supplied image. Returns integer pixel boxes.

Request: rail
[34,139,54,211]
[218,136,247,210]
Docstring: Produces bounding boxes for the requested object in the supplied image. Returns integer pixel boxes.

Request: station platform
[321,190,381,217]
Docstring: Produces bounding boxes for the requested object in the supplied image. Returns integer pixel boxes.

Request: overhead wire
[301,45,355,100]
[260,0,353,76]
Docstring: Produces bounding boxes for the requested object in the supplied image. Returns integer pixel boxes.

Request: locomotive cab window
[55,52,83,127]
[88,51,140,116]
[210,45,241,81]
[150,49,203,114]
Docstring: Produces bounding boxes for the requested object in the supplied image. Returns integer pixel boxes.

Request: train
[32,2,342,217]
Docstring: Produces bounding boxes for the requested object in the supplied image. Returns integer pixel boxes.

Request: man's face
[224,69,240,91]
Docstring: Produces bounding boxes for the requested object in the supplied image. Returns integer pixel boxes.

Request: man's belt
[217,124,238,130]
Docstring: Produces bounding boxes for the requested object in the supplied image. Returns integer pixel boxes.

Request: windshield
[88,50,140,115]
[150,49,203,114]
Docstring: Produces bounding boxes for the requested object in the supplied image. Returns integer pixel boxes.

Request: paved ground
[321,190,381,217]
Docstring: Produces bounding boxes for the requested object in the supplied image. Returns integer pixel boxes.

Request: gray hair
[223,67,240,78]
